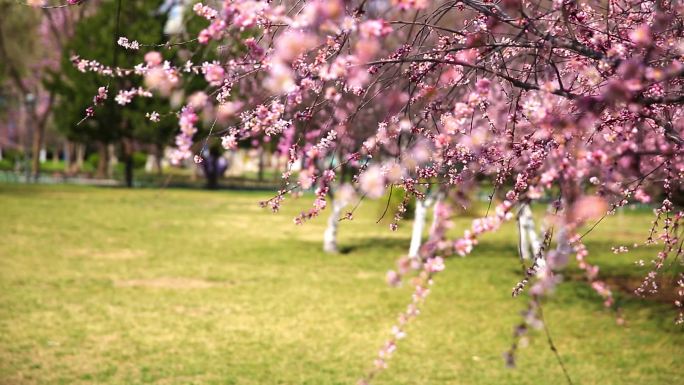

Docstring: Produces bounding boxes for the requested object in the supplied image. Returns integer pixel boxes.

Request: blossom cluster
[117,37,140,51]
[114,87,152,106]
[170,106,198,165]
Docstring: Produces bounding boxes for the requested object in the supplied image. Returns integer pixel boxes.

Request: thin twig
[536,298,574,385]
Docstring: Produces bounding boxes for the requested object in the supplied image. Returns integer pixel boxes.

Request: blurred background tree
[46,0,171,186]
[0,1,56,179]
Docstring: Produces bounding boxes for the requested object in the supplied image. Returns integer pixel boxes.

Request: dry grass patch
[114,277,230,289]
[68,248,146,260]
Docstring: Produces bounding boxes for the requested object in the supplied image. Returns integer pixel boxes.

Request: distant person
[201,145,228,189]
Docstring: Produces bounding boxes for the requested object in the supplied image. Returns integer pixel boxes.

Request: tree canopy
[35,0,684,382]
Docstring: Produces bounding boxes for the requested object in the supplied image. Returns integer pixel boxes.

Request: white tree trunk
[107,143,117,179]
[145,154,156,173]
[75,143,85,171]
[323,199,344,253]
[519,204,541,260]
[408,193,440,258]
[408,199,429,258]
[429,193,445,237]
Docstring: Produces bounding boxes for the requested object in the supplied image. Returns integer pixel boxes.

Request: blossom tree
[46,0,684,382]
[0,0,88,179]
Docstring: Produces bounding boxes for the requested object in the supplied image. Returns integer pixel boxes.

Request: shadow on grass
[560,282,682,332]
[338,237,410,255]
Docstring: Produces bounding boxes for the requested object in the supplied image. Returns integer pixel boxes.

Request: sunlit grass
[0,184,681,384]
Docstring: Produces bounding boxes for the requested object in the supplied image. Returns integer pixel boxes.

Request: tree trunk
[409,199,429,258]
[155,145,163,175]
[63,141,72,174]
[107,143,117,179]
[28,97,54,182]
[17,103,27,154]
[323,198,344,253]
[545,220,571,272]
[122,139,134,188]
[74,143,84,173]
[408,193,439,258]
[125,157,133,187]
[95,142,109,178]
[518,204,541,260]
[18,102,31,180]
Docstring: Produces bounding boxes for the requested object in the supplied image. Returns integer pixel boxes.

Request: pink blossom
[359,165,386,199]
[144,51,163,67]
[386,270,401,287]
[221,133,238,150]
[454,237,473,256]
[634,189,651,203]
[216,101,244,122]
[572,196,608,223]
[359,20,392,38]
[188,92,208,110]
[170,106,198,165]
[203,62,225,86]
[192,2,218,20]
[425,257,445,273]
[265,61,296,94]
[392,0,429,10]
[629,25,652,47]
[144,67,178,96]
[275,31,319,62]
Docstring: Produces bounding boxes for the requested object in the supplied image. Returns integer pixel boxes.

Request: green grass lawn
[0,184,682,385]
